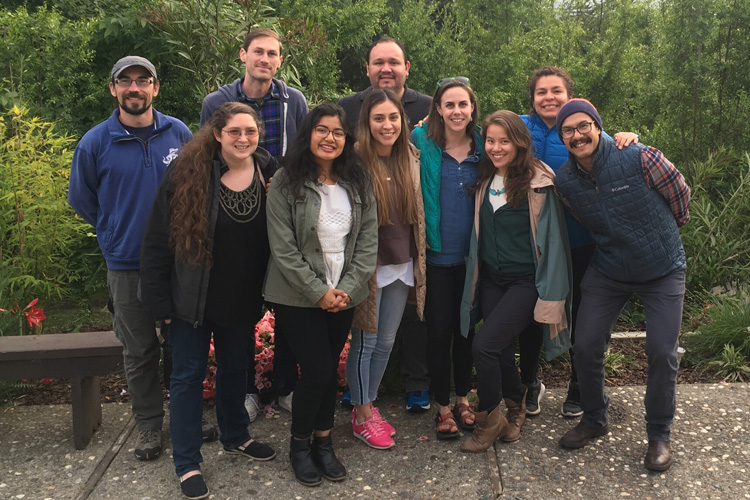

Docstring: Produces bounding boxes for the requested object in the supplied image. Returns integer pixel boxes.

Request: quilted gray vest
[555,138,685,282]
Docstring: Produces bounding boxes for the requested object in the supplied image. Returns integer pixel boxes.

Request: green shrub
[604,349,624,379]
[0,106,98,300]
[709,344,750,382]
[684,297,750,363]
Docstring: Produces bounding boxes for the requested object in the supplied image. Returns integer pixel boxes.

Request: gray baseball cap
[111,56,157,80]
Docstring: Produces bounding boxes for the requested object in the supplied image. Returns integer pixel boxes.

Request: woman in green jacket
[460,110,572,453]
[264,103,377,487]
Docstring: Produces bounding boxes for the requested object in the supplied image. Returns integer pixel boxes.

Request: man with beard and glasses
[69,56,192,462]
[337,37,433,414]
[553,99,690,472]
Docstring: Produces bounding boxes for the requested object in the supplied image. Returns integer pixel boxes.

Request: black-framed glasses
[222,128,259,139]
[313,125,346,140]
[560,121,595,139]
[436,76,470,88]
[114,77,154,88]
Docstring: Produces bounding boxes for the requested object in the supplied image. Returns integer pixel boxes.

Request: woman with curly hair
[460,110,572,452]
[264,103,377,486]
[140,102,276,500]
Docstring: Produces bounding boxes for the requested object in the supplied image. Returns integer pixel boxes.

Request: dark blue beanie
[556,98,602,140]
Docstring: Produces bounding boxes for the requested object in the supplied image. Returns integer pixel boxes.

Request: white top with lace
[316,182,352,288]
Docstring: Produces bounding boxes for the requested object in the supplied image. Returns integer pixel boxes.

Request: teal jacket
[460,162,573,361]
[411,122,484,253]
[263,167,378,308]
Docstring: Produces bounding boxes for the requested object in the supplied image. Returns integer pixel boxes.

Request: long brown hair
[426,80,478,148]
[356,89,419,226]
[169,102,262,265]
[477,110,539,209]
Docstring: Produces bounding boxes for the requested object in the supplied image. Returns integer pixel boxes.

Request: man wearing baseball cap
[553,98,691,472]
[69,56,192,461]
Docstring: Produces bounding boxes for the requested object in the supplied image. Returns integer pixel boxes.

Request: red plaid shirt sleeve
[641,146,691,227]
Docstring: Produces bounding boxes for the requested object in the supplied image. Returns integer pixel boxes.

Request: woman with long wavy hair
[140,102,276,500]
[264,103,377,486]
[346,89,427,450]
[460,110,572,452]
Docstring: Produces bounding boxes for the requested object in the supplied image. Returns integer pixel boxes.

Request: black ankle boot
[289,437,322,487]
[312,434,347,481]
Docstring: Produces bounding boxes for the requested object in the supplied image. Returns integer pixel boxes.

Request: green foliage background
[1,0,749,308]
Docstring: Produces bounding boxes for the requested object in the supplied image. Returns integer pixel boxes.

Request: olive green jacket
[263,167,378,308]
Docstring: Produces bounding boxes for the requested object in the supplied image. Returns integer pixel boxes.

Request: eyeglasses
[114,77,154,88]
[222,128,259,138]
[436,76,470,88]
[313,125,346,140]
[560,121,595,139]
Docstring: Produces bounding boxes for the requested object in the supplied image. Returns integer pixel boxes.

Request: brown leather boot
[460,406,508,453]
[502,386,527,442]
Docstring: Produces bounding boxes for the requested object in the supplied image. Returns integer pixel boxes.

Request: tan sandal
[452,403,476,431]
[435,411,459,439]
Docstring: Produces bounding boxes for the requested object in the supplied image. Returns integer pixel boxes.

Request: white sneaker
[244,393,261,423]
[278,392,293,413]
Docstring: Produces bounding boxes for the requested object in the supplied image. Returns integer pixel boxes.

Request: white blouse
[315,182,353,288]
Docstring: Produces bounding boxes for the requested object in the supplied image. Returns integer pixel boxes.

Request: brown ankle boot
[501,386,527,442]
[460,406,508,453]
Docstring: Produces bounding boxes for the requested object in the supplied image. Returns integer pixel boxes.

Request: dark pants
[272,324,299,396]
[425,264,474,407]
[473,272,537,412]
[574,267,685,441]
[272,304,354,439]
[169,318,252,476]
[398,303,430,393]
[519,244,594,385]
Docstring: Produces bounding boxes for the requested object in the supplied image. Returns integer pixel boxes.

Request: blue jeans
[169,318,251,477]
[574,267,685,441]
[346,279,410,405]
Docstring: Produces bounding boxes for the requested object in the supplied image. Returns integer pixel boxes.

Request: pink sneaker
[371,406,396,437]
[352,414,395,450]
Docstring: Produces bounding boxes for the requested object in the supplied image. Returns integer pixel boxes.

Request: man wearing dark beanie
[553,98,691,472]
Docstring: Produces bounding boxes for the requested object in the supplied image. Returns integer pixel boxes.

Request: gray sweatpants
[107,269,164,431]
[573,267,685,441]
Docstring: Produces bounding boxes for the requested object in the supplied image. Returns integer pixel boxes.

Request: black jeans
[425,264,474,407]
[272,304,353,439]
[518,244,594,385]
[473,272,538,412]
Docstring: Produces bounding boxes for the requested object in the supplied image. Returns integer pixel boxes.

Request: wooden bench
[0,331,123,449]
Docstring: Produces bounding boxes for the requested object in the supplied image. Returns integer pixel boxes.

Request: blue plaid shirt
[237,78,283,158]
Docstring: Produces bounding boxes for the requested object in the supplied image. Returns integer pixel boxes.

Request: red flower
[22,299,46,328]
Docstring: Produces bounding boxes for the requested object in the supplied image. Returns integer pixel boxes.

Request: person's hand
[265,176,272,195]
[327,289,350,313]
[415,115,429,129]
[613,132,639,149]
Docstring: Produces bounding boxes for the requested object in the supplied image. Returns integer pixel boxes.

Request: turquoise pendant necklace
[489,186,506,196]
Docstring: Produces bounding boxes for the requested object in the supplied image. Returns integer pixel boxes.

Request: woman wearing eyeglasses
[410,77,482,439]
[140,102,277,500]
[518,67,639,419]
[264,103,377,486]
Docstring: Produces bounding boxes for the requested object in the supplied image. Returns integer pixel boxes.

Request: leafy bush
[684,297,750,362]
[604,349,624,379]
[0,106,99,300]
[680,151,750,294]
[709,344,750,382]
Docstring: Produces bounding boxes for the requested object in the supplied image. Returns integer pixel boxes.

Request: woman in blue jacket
[519,66,639,418]
[411,78,482,439]
[140,103,277,500]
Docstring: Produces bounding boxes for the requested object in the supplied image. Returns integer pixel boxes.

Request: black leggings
[271,304,353,439]
[424,264,474,407]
